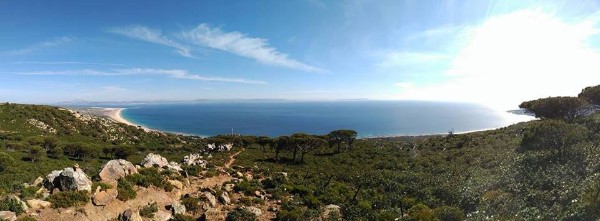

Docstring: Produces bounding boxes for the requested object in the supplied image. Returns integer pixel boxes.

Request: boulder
[99,159,138,182]
[30,176,44,187]
[219,192,231,205]
[141,153,169,168]
[153,210,172,221]
[170,201,186,215]
[0,211,16,221]
[243,206,262,217]
[182,154,208,167]
[322,204,341,219]
[26,199,51,210]
[44,166,92,192]
[92,188,118,206]
[119,209,143,221]
[7,195,27,212]
[235,172,244,178]
[166,162,183,172]
[202,192,217,208]
[167,180,183,190]
[224,183,235,192]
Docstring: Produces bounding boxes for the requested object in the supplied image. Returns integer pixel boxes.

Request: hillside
[1,101,600,220]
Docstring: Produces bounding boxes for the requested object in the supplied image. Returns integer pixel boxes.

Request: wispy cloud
[180,24,325,73]
[14,61,125,66]
[109,25,192,57]
[376,52,451,68]
[11,68,268,85]
[3,37,73,55]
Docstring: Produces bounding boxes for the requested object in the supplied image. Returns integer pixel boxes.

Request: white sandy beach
[102,108,153,132]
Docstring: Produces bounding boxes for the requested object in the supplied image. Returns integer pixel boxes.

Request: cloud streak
[3,37,73,55]
[180,24,325,73]
[14,61,125,66]
[12,68,268,85]
[109,25,192,57]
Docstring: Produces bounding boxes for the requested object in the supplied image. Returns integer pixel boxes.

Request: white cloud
[377,52,451,68]
[12,68,268,85]
[394,9,600,109]
[14,61,125,66]
[109,25,192,57]
[3,37,73,55]
[180,24,325,73]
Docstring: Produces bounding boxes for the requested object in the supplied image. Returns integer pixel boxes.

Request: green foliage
[27,145,44,162]
[180,195,201,215]
[139,202,158,218]
[520,96,587,119]
[0,197,25,215]
[579,85,600,105]
[521,120,587,158]
[16,216,38,221]
[63,143,100,160]
[19,186,40,199]
[234,180,261,195]
[91,182,113,192]
[433,206,465,221]
[327,129,358,152]
[116,178,136,201]
[47,191,90,208]
[125,168,173,191]
[114,146,136,159]
[0,152,15,172]
[406,203,435,221]
[226,208,257,221]
[171,214,195,221]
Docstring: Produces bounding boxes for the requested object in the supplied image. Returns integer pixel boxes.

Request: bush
[180,195,201,215]
[16,216,38,221]
[171,214,196,221]
[126,167,172,191]
[91,182,113,192]
[433,206,465,221]
[521,120,587,158]
[234,180,261,195]
[47,191,90,208]
[0,197,25,215]
[226,208,257,221]
[139,202,158,218]
[579,85,600,105]
[406,203,436,221]
[520,97,587,119]
[0,152,15,172]
[20,186,40,199]
[117,178,136,201]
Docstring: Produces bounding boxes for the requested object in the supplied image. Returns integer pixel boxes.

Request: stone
[7,195,28,212]
[167,180,184,189]
[322,204,341,219]
[44,166,92,192]
[99,159,138,182]
[166,162,183,172]
[30,176,44,187]
[152,210,172,221]
[92,188,118,206]
[243,206,262,217]
[202,192,217,208]
[224,183,235,192]
[26,199,51,210]
[182,154,208,167]
[254,190,263,197]
[120,209,143,221]
[0,211,16,221]
[170,201,186,215]
[235,172,244,178]
[141,153,169,168]
[219,192,231,205]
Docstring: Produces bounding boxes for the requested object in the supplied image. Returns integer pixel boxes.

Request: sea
[118,101,534,138]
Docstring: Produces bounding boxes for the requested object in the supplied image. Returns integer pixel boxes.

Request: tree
[519,96,587,120]
[520,120,587,158]
[327,129,358,152]
[274,136,290,161]
[114,146,136,159]
[256,136,272,153]
[28,145,44,162]
[291,133,326,163]
[0,152,15,172]
[41,137,58,151]
[579,85,600,105]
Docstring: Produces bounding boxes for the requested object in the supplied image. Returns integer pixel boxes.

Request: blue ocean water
[120,101,532,138]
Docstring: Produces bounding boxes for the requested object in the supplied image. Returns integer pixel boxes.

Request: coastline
[104,108,154,132]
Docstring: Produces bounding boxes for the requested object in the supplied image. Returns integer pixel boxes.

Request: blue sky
[2,0,600,108]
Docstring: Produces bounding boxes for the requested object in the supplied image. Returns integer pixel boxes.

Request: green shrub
[126,167,173,191]
[117,178,136,201]
[180,195,201,215]
[19,186,40,199]
[91,182,113,192]
[226,208,257,221]
[171,214,196,221]
[139,202,158,218]
[406,203,435,221]
[433,206,465,221]
[47,191,90,208]
[16,216,38,221]
[0,197,25,215]
[204,168,218,178]
[234,180,261,195]
[0,152,15,172]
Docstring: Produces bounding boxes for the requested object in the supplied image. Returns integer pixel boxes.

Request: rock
[0,211,16,221]
[254,190,263,198]
[205,143,234,152]
[7,195,28,212]
[152,210,172,221]
[235,172,244,178]
[170,201,186,215]
[322,204,341,219]
[44,166,92,192]
[26,199,51,210]
[167,180,184,189]
[119,209,143,221]
[92,188,118,206]
[30,176,44,187]
[166,162,183,172]
[243,206,262,217]
[182,154,208,167]
[141,153,169,168]
[99,159,138,182]
[219,192,231,205]
[224,183,235,192]
[202,192,217,208]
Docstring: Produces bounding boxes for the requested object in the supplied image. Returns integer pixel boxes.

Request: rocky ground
[2,150,281,221]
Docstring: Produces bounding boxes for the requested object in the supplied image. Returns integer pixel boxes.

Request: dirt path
[32,150,246,221]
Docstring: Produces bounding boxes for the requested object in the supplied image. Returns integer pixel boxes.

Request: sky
[2,0,600,109]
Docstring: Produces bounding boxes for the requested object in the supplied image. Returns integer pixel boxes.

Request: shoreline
[103,108,154,132]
